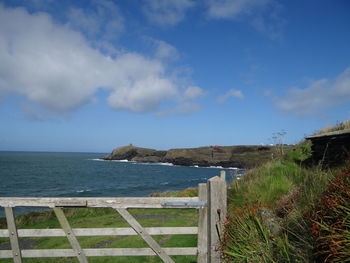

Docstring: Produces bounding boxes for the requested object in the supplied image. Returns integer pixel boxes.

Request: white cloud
[157,102,201,117]
[206,0,270,19]
[107,75,178,112]
[275,67,350,116]
[67,8,100,36]
[217,89,244,103]
[206,0,284,39]
[0,5,200,115]
[153,39,179,60]
[154,85,205,116]
[67,0,124,41]
[184,86,206,100]
[143,0,195,26]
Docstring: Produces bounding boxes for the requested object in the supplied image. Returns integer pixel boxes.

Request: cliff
[102,145,279,169]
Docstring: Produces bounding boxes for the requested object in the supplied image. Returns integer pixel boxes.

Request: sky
[0,0,349,153]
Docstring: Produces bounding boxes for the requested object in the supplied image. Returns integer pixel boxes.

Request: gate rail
[0,172,227,263]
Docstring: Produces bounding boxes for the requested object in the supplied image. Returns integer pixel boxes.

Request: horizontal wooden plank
[0,227,198,237]
[0,250,12,258]
[0,229,9,237]
[0,197,199,208]
[0,248,198,258]
[161,201,207,208]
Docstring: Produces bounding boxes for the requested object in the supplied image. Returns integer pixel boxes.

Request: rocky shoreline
[102,145,278,169]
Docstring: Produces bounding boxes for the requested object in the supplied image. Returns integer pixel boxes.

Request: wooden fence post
[5,207,22,263]
[207,172,227,263]
[197,183,208,263]
[53,208,88,263]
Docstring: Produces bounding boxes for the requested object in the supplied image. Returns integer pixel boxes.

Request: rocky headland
[102,145,279,169]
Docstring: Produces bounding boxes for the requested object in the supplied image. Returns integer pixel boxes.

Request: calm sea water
[0,152,241,214]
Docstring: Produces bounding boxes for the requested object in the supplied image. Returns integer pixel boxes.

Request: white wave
[131,162,174,167]
[76,189,91,193]
[160,182,169,185]
[111,159,129,162]
[91,158,240,171]
[209,166,224,169]
[89,158,131,163]
[157,162,174,166]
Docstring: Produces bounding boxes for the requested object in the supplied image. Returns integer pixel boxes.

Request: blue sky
[0,0,349,152]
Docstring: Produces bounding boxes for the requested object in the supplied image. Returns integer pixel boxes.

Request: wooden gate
[0,172,227,263]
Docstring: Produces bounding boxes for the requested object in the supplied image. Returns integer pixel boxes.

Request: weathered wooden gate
[0,172,227,263]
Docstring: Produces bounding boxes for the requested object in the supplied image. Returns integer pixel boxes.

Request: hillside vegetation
[223,129,350,262]
[314,119,350,135]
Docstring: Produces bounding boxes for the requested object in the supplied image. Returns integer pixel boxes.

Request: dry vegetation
[315,120,350,135]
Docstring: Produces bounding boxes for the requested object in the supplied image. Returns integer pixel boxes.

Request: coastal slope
[102,145,280,168]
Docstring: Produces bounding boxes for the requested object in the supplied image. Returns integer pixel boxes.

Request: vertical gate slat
[115,208,174,263]
[197,183,208,263]
[53,208,88,263]
[208,173,227,263]
[5,207,22,263]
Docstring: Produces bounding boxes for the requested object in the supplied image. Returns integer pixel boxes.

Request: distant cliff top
[102,145,285,169]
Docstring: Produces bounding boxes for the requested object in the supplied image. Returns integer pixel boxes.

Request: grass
[223,138,350,262]
[149,187,198,197]
[0,190,199,263]
[309,166,350,262]
[315,120,350,135]
[229,160,306,207]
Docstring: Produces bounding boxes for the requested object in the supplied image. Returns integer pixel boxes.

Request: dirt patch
[0,238,38,250]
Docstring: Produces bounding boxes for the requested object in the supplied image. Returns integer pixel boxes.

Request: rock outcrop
[102,145,277,169]
[102,145,166,163]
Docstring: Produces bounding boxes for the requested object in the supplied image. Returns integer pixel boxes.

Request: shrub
[310,164,350,262]
[284,140,312,164]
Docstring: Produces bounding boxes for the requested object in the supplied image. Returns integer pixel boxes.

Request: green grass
[229,160,306,207]
[0,191,199,263]
[223,139,347,262]
[149,187,198,197]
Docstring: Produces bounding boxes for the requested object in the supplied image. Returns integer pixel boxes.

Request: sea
[0,151,243,215]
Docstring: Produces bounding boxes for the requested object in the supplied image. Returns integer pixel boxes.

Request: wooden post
[220,171,227,221]
[207,175,227,263]
[197,183,208,263]
[53,208,88,263]
[115,208,174,263]
[220,170,226,181]
[5,207,22,263]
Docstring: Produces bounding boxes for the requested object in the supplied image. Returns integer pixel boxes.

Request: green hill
[222,123,350,262]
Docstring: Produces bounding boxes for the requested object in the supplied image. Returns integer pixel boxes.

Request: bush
[310,164,350,262]
[284,140,312,164]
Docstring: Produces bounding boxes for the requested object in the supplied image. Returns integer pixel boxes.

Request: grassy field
[0,197,199,263]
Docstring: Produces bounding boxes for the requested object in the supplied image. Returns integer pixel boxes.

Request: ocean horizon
[0,151,242,215]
